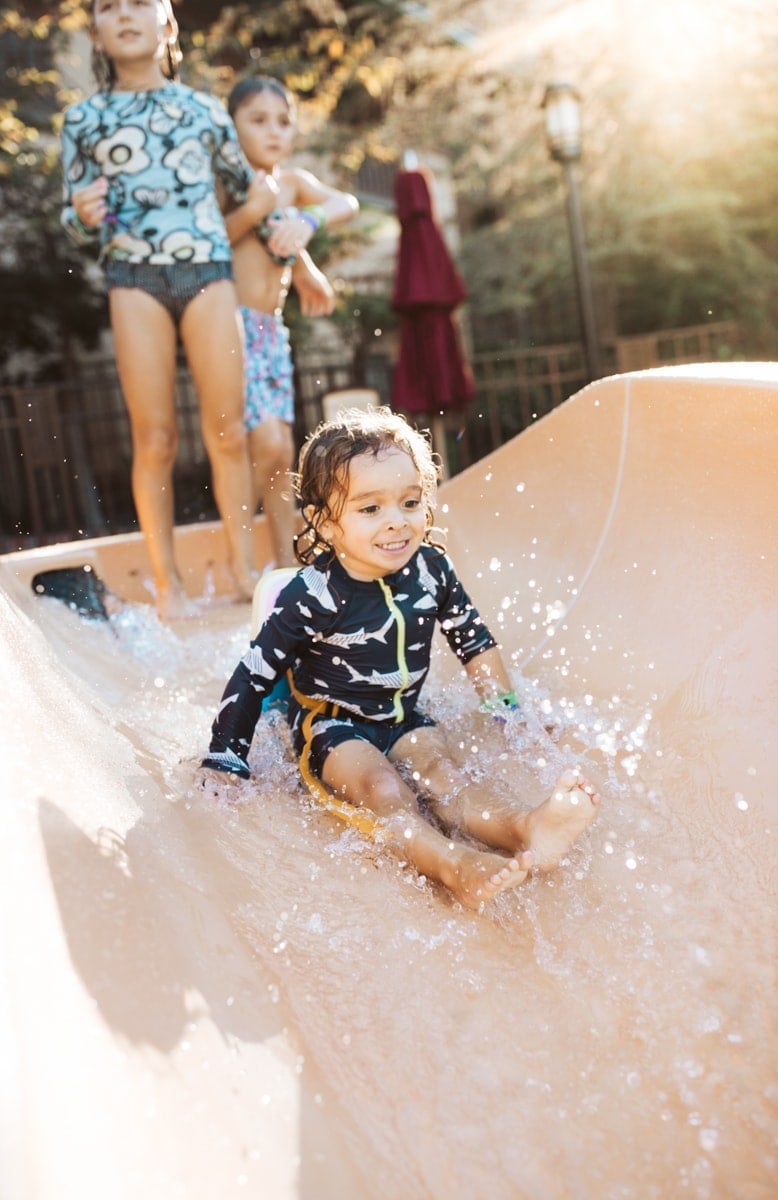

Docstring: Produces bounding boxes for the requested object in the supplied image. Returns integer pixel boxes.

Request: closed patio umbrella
[390,168,475,467]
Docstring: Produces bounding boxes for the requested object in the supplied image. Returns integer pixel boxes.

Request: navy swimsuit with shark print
[60,84,253,321]
[203,543,498,782]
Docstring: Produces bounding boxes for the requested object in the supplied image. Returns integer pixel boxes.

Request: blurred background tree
[0,2,104,375]
[1,0,776,373]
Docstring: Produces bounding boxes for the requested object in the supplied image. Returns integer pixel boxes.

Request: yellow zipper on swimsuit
[377,577,408,724]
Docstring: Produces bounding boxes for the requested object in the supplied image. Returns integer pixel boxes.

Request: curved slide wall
[1,365,776,1199]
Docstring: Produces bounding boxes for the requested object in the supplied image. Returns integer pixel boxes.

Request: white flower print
[95,126,150,178]
[192,194,224,237]
[163,137,209,186]
[218,140,244,170]
[66,157,87,186]
[132,187,170,211]
[110,232,153,259]
[149,230,212,263]
[196,93,231,129]
[149,100,187,137]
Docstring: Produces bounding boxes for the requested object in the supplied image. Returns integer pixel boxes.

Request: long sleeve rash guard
[60,83,253,263]
[203,543,497,778]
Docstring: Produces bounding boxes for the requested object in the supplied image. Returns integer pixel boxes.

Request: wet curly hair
[292,406,441,566]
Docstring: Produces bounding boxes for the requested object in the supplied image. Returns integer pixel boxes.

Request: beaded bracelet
[300,203,327,232]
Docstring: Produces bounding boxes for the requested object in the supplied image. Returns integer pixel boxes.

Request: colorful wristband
[301,203,327,231]
[479,691,520,718]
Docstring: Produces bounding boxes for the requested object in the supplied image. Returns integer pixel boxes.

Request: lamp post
[541,82,602,381]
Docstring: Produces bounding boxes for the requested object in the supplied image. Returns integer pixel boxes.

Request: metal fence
[0,320,739,551]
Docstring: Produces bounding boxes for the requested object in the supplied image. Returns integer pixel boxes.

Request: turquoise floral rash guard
[60,84,253,263]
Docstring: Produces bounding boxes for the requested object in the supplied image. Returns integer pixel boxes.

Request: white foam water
[3,586,776,1200]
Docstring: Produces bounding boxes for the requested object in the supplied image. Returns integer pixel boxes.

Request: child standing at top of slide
[222,75,360,569]
[201,407,601,911]
[60,0,256,619]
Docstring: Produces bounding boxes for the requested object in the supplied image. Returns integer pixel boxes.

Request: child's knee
[251,421,293,471]
[208,415,248,458]
[367,769,412,814]
[135,426,177,469]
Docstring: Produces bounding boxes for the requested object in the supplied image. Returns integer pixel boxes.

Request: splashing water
[9,590,777,1200]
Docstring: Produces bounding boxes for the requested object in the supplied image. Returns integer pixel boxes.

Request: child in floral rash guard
[59,0,257,620]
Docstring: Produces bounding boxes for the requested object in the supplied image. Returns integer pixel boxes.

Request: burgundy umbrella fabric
[390,169,475,416]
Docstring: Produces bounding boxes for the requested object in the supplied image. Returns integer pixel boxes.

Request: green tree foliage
[1,0,776,368]
[0,0,411,372]
[0,2,104,374]
[412,1,778,352]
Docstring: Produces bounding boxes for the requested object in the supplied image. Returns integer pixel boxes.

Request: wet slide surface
[2,364,776,1199]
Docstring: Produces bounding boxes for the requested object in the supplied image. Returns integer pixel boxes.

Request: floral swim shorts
[239,306,294,430]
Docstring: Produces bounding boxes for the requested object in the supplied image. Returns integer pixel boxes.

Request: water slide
[1,364,775,1200]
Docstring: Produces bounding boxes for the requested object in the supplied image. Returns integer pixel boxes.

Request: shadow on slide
[1,365,776,1200]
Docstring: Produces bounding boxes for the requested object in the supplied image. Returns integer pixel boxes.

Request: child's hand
[266,210,315,260]
[197,766,245,804]
[480,690,561,741]
[294,258,335,316]
[72,176,109,229]
[246,170,280,220]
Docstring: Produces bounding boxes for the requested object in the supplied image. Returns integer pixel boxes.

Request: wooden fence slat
[0,321,740,550]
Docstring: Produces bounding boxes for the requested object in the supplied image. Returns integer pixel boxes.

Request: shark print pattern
[203,543,497,777]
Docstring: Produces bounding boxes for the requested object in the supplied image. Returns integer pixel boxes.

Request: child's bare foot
[156,582,203,621]
[514,769,600,871]
[448,847,534,910]
[229,566,260,605]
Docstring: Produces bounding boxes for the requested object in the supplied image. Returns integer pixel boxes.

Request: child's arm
[63,176,110,245]
[208,94,255,208]
[60,113,106,247]
[263,168,359,263]
[201,653,269,778]
[202,577,308,777]
[292,251,336,317]
[463,647,520,715]
[432,550,520,714]
[464,646,514,699]
[222,169,281,247]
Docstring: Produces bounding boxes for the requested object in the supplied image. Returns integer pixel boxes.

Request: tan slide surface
[1,364,776,1199]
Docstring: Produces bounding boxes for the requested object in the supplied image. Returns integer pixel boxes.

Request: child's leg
[247,418,296,567]
[321,739,533,909]
[390,727,600,872]
[180,282,256,599]
[109,288,194,617]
